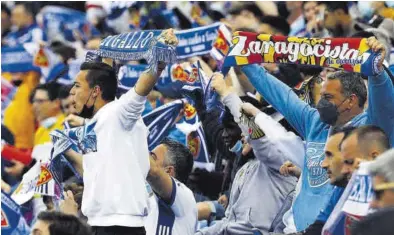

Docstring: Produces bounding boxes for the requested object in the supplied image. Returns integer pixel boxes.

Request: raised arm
[366,37,394,146]
[64,148,84,176]
[241,64,318,138]
[146,156,174,204]
[117,29,179,129]
[212,73,305,169]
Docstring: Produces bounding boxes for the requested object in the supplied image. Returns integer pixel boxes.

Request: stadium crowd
[1,1,394,235]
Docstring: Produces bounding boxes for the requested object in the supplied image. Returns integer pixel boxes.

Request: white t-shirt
[81,88,151,227]
[145,178,198,235]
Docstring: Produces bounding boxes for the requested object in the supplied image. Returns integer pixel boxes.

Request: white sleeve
[170,178,197,218]
[254,112,305,169]
[116,88,147,131]
[31,28,43,43]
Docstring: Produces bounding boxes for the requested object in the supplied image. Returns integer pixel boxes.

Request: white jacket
[82,88,150,227]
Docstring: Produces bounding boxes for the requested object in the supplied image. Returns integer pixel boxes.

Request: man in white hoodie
[60,29,178,235]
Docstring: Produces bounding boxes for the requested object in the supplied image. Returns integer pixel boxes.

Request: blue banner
[175,22,221,59]
[40,6,100,42]
[118,64,149,90]
[143,99,186,150]
[1,192,30,235]
[1,46,39,73]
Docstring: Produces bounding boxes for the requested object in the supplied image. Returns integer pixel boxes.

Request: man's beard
[333,174,350,188]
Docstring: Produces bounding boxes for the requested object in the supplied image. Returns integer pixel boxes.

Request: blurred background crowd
[1,1,394,235]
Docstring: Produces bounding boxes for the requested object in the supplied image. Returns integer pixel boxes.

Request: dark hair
[58,84,73,100]
[259,16,290,35]
[161,138,194,184]
[50,41,76,64]
[356,125,390,151]
[325,2,349,14]
[229,3,264,19]
[331,125,356,150]
[327,71,367,108]
[1,3,10,16]
[80,62,118,101]
[331,125,356,137]
[30,82,62,103]
[298,65,323,77]
[37,211,91,235]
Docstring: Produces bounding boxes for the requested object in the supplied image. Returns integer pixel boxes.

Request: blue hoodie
[241,64,392,231]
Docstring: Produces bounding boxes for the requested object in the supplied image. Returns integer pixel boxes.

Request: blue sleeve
[367,70,394,146]
[241,64,318,138]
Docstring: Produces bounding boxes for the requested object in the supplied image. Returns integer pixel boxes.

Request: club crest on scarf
[1,192,30,235]
[33,46,49,67]
[36,165,52,186]
[223,32,385,76]
[1,210,9,228]
[172,64,189,82]
[213,31,230,55]
[184,103,197,120]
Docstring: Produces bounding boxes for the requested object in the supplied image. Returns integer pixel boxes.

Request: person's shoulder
[173,179,195,202]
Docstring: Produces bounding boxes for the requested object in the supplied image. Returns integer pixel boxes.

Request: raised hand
[65,114,85,127]
[211,72,232,97]
[366,36,386,72]
[241,102,261,117]
[157,28,179,47]
[279,161,301,178]
[60,190,79,216]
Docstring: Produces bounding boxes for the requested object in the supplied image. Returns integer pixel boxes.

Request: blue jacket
[316,186,345,223]
[367,68,394,146]
[241,64,392,230]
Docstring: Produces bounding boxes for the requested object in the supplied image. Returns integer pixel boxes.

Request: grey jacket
[196,93,305,235]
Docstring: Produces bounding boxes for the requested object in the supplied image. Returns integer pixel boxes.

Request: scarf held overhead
[96,30,177,73]
[222,32,385,76]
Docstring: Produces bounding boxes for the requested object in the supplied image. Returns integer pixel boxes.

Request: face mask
[78,89,97,119]
[229,140,243,157]
[11,80,22,87]
[316,98,347,126]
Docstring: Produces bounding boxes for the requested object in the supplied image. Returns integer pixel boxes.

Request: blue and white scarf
[1,46,39,73]
[96,30,177,73]
[143,99,187,150]
[1,192,30,235]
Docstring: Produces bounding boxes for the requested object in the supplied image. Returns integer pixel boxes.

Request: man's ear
[166,166,176,178]
[92,86,101,99]
[348,94,358,110]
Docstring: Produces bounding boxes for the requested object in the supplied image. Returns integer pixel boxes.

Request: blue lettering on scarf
[348,175,373,203]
